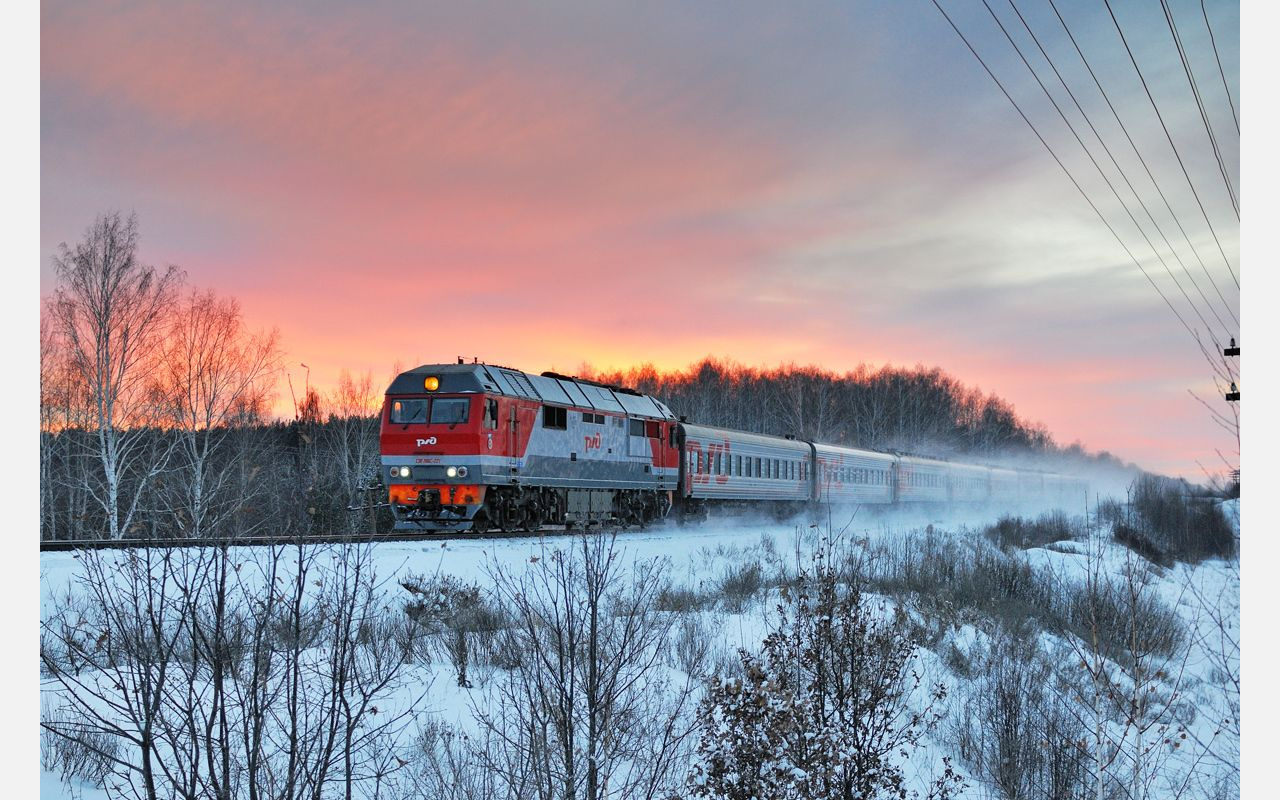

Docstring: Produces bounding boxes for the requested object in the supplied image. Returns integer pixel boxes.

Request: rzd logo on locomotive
[416,437,438,447]
[584,432,603,451]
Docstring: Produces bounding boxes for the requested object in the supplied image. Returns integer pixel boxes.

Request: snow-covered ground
[39,502,1240,799]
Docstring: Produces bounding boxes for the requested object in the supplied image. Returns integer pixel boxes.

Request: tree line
[586,359,1133,472]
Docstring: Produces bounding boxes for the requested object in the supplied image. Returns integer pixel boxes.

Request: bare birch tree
[156,288,281,538]
[49,212,183,539]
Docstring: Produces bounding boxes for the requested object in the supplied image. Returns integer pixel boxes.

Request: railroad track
[38,525,588,552]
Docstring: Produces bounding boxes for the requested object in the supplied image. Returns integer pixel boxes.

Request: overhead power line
[1043,0,1239,333]
[1158,0,1238,219]
[1101,0,1240,289]
[997,0,1236,343]
[1199,0,1239,135]
[926,0,1205,355]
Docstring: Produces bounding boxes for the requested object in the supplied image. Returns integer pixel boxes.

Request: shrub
[985,511,1082,552]
[656,584,710,613]
[1113,522,1171,567]
[1124,474,1236,562]
[953,634,1089,800]
[716,561,763,612]
[402,573,508,686]
[1064,563,1184,663]
[41,705,121,788]
[688,553,964,800]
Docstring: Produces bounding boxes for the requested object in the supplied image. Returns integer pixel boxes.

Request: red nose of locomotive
[381,367,497,529]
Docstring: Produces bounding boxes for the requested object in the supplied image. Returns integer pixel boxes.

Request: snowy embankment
[40,500,1240,800]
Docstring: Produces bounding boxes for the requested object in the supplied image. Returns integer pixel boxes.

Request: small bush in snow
[656,584,710,613]
[689,546,963,800]
[716,561,764,612]
[402,573,507,687]
[954,632,1090,800]
[985,511,1083,552]
[41,705,120,788]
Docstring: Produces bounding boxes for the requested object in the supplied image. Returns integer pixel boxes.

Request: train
[379,362,1086,532]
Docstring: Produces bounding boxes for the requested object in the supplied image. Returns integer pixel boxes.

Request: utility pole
[1223,339,1239,401]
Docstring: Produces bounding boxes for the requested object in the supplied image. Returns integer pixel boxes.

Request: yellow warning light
[424,376,440,391]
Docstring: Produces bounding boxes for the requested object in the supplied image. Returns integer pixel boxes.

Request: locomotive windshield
[429,398,470,425]
[391,399,428,424]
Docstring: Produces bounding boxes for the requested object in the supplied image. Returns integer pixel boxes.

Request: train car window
[391,399,428,424]
[734,455,741,476]
[483,399,499,430]
[629,418,645,437]
[669,427,678,448]
[542,406,568,430]
[582,412,604,425]
[430,398,469,425]
[754,457,761,477]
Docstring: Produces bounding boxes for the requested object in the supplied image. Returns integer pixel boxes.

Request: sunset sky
[38,0,1244,479]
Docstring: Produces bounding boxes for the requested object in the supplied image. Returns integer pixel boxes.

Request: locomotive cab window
[391,399,428,424]
[483,399,499,430]
[430,398,470,425]
[543,406,568,429]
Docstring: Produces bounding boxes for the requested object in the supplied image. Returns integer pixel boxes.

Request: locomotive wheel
[524,499,544,532]
[491,496,515,532]
[471,509,490,535]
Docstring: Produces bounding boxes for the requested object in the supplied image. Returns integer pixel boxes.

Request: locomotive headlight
[424,376,440,391]
[446,466,458,478]
[456,466,468,478]
[391,466,411,479]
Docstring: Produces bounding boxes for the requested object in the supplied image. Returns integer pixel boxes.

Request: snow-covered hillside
[39,502,1240,800]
